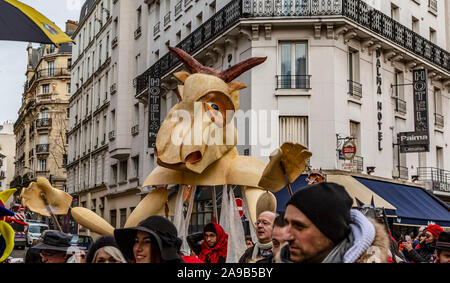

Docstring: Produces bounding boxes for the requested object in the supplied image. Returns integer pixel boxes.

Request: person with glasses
[31,230,72,263]
[239,211,276,263]
[403,224,444,263]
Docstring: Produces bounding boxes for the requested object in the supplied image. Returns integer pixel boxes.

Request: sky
[0,0,82,124]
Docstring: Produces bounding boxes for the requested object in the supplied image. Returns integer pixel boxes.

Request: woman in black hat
[114,216,185,263]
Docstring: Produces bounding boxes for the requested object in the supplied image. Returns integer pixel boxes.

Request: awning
[355,177,450,228]
[274,175,397,212]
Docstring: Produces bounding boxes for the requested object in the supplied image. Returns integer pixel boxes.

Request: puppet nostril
[185,151,202,164]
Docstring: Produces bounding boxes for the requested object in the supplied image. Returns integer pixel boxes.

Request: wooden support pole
[212,186,218,223]
[40,193,63,232]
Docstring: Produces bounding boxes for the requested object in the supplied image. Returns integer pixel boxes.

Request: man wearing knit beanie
[279,182,389,263]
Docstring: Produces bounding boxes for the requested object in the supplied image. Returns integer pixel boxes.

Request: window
[120,208,127,228]
[67,83,71,94]
[41,108,49,119]
[430,28,436,43]
[38,159,47,171]
[132,156,139,178]
[279,116,308,146]
[350,121,361,155]
[133,104,139,126]
[111,164,117,184]
[137,6,142,28]
[412,17,419,33]
[119,160,127,183]
[41,84,50,94]
[434,88,444,127]
[279,42,308,89]
[436,147,444,169]
[110,209,117,228]
[348,49,362,98]
[390,4,399,21]
[48,61,54,77]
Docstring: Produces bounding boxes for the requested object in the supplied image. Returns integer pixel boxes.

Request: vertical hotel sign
[399,69,430,153]
[376,49,383,151]
[148,76,161,148]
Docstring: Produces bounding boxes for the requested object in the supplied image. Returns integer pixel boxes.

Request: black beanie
[203,223,217,234]
[286,182,353,245]
[86,236,120,263]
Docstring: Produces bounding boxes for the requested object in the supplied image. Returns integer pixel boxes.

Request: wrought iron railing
[428,0,437,13]
[394,97,407,114]
[348,80,362,99]
[435,113,444,127]
[109,131,116,140]
[164,12,171,27]
[112,36,118,49]
[36,118,52,128]
[36,144,50,154]
[131,125,139,135]
[418,167,450,193]
[175,1,183,17]
[184,0,193,8]
[26,69,69,90]
[136,0,450,96]
[134,26,142,39]
[154,21,161,36]
[276,75,311,89]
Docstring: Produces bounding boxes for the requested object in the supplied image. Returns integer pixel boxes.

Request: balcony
[393,97,407,115]
[184,0,193,9]
[418,167,450,193]
[36,118,52,128]
[134,26,142,39]
[175,1,183,18]
[136,0,450,97]
[131,125,139,135]
[0,171,5,180]
[435,113,444,128]
[428,0,437,14]
[275,75,311,89]
[153,22,160,37]
[110,83,117,95]
[112,36,118,49]
[164,12,171,29]
[348,80,362,99]
[36,144,50,154]
[109,131,116,141]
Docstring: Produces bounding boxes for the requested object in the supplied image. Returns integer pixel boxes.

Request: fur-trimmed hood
[355,219,390,263]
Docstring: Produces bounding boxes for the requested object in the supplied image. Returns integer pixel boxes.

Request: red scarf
[198,223,228,263]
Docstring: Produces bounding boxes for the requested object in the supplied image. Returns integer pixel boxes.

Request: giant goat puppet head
[155,46,267,174]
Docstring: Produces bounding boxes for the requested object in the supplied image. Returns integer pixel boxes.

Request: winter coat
[198,223,228,263]
[278,219,390,263]
[403,242,436,263]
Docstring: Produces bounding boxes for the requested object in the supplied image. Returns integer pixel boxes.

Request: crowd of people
[7,182,450,264]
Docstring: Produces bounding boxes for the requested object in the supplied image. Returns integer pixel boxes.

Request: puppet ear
[173,71,190,83]
[228,81,247,93]
[176,85,184,101]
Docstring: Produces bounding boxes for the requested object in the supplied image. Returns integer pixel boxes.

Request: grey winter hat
[31,230,72,252]
[286,182,353,245]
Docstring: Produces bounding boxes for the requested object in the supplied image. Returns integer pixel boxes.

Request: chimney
[27,43,33,69]
[65,20,79,33]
